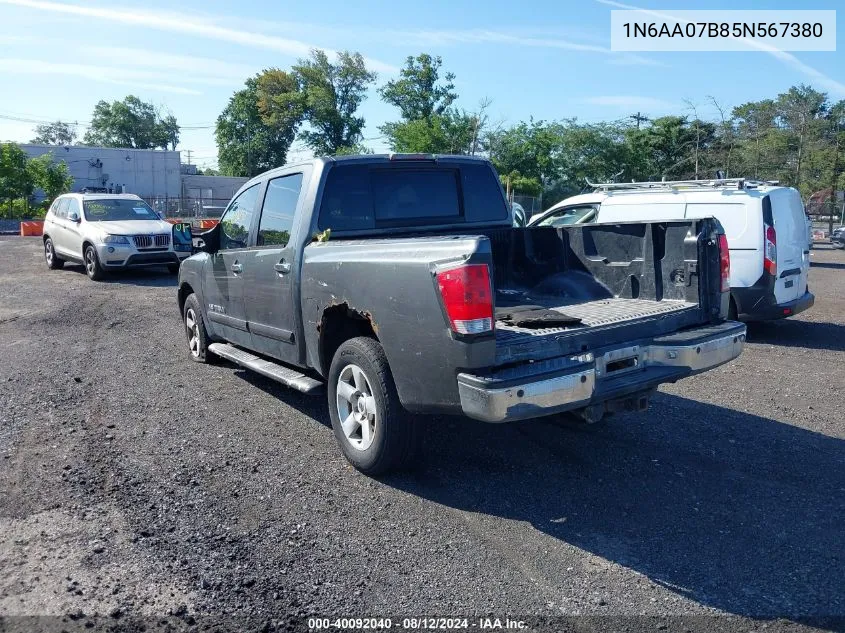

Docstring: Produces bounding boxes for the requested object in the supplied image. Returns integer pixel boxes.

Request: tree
[28,153,74,201]
[0,143,34,217]
[83,96,180,149]
[291,50,377,155]
[256,68,306,132]
[216,76,298,177]
[775,85,827,194]
[379,54,456,121]
[30,121,78,145]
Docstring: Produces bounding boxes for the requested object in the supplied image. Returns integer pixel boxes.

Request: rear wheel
[84,245,105,281]
[44,237,64,270]
[328,337,418,475]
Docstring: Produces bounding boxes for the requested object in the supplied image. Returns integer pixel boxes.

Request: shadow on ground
[380,393,844,619]
[62,263,178,287]
[746,319,845,352]
[811,261,845,270]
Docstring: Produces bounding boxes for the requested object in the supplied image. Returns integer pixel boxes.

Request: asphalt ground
[1,236,843,633]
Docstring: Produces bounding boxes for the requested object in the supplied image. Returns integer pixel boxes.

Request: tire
[183,293,213,364]
[167,262,180,274]
[328,337,418,475]
[44,237,64,270]
[83,244,105,281]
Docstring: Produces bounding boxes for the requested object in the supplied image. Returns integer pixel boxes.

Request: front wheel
[183,294,213,363]
[328,337,418,475]
[44,237,64,270]
[84,245,105,281]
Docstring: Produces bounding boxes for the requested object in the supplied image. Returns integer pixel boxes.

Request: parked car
[528,195,598,227]
[547,179,814,321]
[177,155,745,475]
[832,226,845,249]
[42,193,192,280]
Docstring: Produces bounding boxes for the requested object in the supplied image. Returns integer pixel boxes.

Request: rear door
[50,197,71,256]
[243,170,307,364]
[768,188,809,303]
[203,183,261,348]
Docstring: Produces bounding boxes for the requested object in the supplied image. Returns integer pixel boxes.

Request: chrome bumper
[458,322,746,423]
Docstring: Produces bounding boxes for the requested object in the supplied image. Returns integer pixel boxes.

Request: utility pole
[630,112,649,130]
[185,149,192,166]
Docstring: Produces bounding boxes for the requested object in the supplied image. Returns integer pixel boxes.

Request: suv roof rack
[585,177,780,192]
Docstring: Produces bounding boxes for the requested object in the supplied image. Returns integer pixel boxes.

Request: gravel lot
[1,236,843,632]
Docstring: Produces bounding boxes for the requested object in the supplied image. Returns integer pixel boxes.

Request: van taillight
[436,264,494,335]
[719,234,731,293]
[764,224,777,276]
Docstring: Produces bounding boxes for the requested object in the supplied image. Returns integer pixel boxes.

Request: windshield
[535,206,595,227]
[83,199,159,222]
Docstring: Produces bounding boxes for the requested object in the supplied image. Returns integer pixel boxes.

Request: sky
[1,0,843,170]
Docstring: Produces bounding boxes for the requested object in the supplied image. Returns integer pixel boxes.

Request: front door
[202,184,261,348]
[244,172,306,364]
[64,197,85,257]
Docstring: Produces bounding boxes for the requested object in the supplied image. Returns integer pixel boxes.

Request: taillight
[719,234,731,293]
[436,264,494,335]
[764,224,777,276]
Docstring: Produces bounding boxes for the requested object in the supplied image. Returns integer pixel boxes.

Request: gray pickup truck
[177,154,745,474]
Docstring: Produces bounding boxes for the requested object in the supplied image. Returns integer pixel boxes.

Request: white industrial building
[20,144,248,217]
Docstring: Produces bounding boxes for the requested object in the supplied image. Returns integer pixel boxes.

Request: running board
[208,343,324,395]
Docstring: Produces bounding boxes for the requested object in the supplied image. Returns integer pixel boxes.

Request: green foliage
[1,143,74,218]
[379,54,456,121]
[0,142,34,205]
[216,76,297,178]
[83,96,180,150]
[382,110,480,154]
[27,152,74,200]
[30,120,78,145]
[292,50,377,155]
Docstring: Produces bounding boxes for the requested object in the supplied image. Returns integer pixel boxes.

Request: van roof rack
[585,177,780,192]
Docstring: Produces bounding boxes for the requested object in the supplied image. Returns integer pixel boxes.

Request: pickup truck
[177,154,746,475]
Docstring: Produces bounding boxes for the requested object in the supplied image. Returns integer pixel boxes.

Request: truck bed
[481,221,719,365]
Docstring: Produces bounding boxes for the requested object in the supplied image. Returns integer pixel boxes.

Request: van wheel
[84,245,105,280]
[167,263,180,274]
[44,237,64,269]
[728,296,738,321]
[183,294,212,363]
[328,337,418,475]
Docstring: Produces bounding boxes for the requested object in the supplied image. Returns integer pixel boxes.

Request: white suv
[42,193,191,280]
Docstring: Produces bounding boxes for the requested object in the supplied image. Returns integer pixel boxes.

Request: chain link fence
[140,196,230,220]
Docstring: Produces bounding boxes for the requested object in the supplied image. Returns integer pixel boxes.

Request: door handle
[231,261,243,274]
[274,260,291,274]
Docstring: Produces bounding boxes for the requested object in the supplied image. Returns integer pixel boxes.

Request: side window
[66,198,81,219]
[55,198,69,219]
[219,184,260,250]
[257,173,304,247]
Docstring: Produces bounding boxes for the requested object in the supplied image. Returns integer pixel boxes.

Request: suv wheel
[184,294,212,363]
[328,337,418,475]
[84,245,105,281]
[44,237,64,270]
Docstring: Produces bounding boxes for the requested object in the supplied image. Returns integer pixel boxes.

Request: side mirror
[196,223,220,254]
[68,211,80,223]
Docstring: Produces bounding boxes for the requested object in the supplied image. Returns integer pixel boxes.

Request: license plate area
[596,345,643,379]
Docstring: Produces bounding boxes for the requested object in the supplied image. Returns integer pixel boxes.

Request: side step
[208,343,324,395]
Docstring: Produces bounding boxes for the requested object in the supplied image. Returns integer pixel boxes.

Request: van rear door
[766,189,809,304]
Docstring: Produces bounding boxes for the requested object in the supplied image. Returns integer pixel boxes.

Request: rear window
[318,163,508,231]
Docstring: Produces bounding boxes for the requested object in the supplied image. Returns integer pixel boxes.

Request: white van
[538,180,814,321]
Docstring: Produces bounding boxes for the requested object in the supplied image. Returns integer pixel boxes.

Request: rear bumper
[735,288,814,321]
[458,321,746,423]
